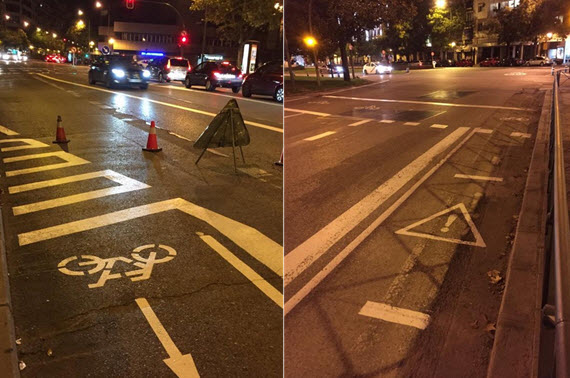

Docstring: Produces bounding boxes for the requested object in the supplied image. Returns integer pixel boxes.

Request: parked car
[499,57,525,66]
[436,59,456,67]
[479,57,500,67]
[362,62,392,74]
[146,56,191,83]
[525,56,553,66]
[88,55,150,89]
[45,54,66,63]
[456,59,474,67]
[242,61,283,102]
[184,61,243,92]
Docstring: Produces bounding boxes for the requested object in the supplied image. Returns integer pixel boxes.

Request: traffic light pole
[136,0,187,56]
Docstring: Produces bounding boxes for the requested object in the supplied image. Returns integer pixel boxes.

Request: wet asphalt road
[0,60,283,377]
[284,67,552,376]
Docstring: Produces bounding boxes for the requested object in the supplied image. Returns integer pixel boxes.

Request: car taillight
[238,74,243,79]
[213,71,221,78]
[166,60,171,70]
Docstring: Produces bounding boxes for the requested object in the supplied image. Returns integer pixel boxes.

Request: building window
[477,2,485,12]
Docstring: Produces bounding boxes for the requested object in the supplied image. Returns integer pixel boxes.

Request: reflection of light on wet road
[112,93,127,109]
[140,98,152,120]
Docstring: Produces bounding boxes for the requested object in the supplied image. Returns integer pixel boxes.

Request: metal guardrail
[544,68,570,377]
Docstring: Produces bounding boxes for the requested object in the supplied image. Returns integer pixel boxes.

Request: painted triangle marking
[395,203,486,247]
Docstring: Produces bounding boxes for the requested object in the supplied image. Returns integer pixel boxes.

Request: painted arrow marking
[136,298,200,378]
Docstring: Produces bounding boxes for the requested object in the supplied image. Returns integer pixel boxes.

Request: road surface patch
[510,132,531,138]
[359,301,430,330]
[0,139,49,152]
[395,203,486,247]
[454,174,503,182]
[3,151,90,177]
[10,170,150,215]
[304,131,336,141]
[420,90,476,100]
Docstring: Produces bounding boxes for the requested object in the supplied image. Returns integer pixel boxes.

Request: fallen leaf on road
[487,270,502,284]
[19,361,26,371]
[15,338,21,345]
[47,348,53,357]
[485,322,496,333]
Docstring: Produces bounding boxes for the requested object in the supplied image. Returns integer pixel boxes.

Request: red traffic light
[126,0,134,9]
[179,32,189,45]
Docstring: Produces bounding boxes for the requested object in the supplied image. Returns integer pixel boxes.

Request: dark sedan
[89,55,150,89]
[184,61,243,92]
[500,57,525,66]
[242,61,283,102]
[479,57,500,67]
[456,59,474,67]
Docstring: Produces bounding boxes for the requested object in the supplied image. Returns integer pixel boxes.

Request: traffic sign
[101,46,110,55]
[70,47,77,53]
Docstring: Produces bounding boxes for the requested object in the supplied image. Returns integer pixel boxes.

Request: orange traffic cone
[53,115,70,144]
[143,121,162,152]
[274,149,283,166]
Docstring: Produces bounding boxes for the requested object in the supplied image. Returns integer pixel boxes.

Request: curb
[487,88,552,377]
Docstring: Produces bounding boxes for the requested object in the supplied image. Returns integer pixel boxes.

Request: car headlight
[2,54,9,60]
[142,70,151,78]
[336,66,343,72]
[111,69,125,78]
[22,56,28,61]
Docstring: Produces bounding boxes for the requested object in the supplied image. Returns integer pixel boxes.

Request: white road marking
[284,108,331,117]
[99,105,114,110]
[510,132,531,138]
[285,127,476,315]
[35,74,283,134]
[284,113,304,119]
[430,124,448,129]
[18,197,283,277]
[475,128,493,134]
[0,125,19,135]
[136,298,200,378]
[207,148,229,157]
[322,95,533,111]
[379,120,395,124]
[359,301,430,330]
[348,119,372,127]
[11,170,150,215]
[395,203,486,247]
[4,151,90,177]
[304,131,336,141]
[284,127,470,287]
[120,118,137,122]
[0,139,49,152]
[454,174,503,182]
[197,233,282,307]
[404,122,420,126]
[238,167,272,179]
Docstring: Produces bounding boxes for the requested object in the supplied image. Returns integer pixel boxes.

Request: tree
[428,4,465,54]
[189,0,282,64]
[496,6,524,55]
[0,29,29,50]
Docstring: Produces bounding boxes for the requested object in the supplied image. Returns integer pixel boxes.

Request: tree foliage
[428,6,465,50]
[0,29,29,49]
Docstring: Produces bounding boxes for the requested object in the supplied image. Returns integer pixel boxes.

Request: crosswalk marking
[348,119,372,127]
[430,124,448,129]
[0,125,19,136]
[304,131,336,141]
[404,122,420,126]
[0,139,49,152]
[3,151,90,177]
[379,119,395,124]
[359,301,430,330]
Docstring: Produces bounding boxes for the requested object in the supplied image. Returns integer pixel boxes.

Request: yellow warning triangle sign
[395,203,486,247]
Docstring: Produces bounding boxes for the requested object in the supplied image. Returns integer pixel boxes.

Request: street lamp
[303,36,321,86]
[4,14,10,20]
[436,0,446,8]
[450,41,456,47]
[52,33,57,38]
[77,20,85,29]
[23,21,29,27]
[36,27,41,32]
[108,37,115,45]
[547,32,553,39]
[95,1,103,8]
[78,9,84,16]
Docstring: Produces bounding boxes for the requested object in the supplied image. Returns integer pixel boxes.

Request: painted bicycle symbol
[58,244,176,289]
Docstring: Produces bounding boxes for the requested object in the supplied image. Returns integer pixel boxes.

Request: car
[499,57,525,66]
[317,63,342,77]
[362,62,393,75]
[45,54,66,63]
[88,55,150,89]
[436,59,456,67]
[479,57,500,67]
[184,61,243,92]
[241,61,283,102]
[525,56,553,66]
[146,56,191,83]
[456,59,474,67]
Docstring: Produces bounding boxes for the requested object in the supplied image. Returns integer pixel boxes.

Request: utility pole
[308,0,320,87]
[201,8,207,64]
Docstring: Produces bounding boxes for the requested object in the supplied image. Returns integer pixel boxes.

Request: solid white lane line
[284,108,331,117]
[304,131,336,141]
[454,174,503,182]
[359,301,430,330]
[348,119,372,127]
[136,298,200,377]
[0,125,19,136]
[35,74,283,133]
[379,120,395,124]
[12,170,150,215]
[284,113,304,119]
[4,151,90,177]
[430,124,448,129]
[18,198,283,277]
[323,95,533,111]
[404,122,420,126]
[284,127,470,287]
[510,132,531,138]
[197,233,282,308]
[284,127,476,315]
[0,139,48,152]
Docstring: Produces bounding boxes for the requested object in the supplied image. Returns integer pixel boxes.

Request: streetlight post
[304,36,320,87]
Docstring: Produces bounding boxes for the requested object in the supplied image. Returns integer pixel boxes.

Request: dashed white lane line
[35,74,283,134]
[284,113,304,119]
[3,151,90,177]
[348,119,372,127]
[11,170,150,215]
[404,122,420,126]
[197,232,283,308]
[454,174,503,182]
[303,131,336,141]
[510,132,531,138]
[284,127,470,287]
[359,301,430,330]
[430,124,448,129]
[380,119,396,124]
[0,139,48,152]
[322,95,533,111]
[0,125,19,136]
[475,128,493,134]
[18,197,283,277]
[285,108,331,117]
